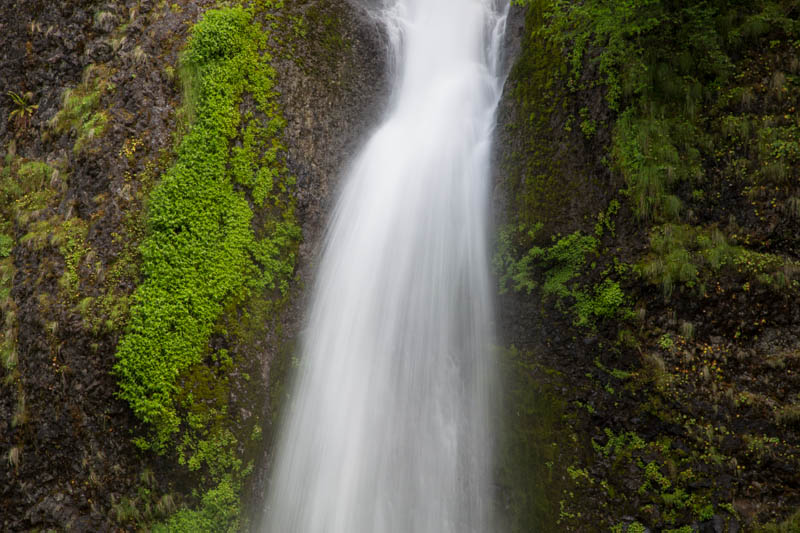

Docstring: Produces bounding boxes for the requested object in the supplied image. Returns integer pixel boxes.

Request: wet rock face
[0,0,208,530]
[278,0,389,265]
[492,3,800,531]
[1,0,388,530]
[244,0,391,515]
[0,0,99,146]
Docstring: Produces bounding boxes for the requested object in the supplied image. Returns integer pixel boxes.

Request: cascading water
[263,1,508,531]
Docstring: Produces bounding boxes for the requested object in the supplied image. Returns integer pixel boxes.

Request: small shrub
[112,496,142,524]
[49,66,113,154]
[7,91,38,133]
[153,478,240,533]
[638,224,749,298]
[643,352,670,390]
[574,279,629,327]
[0,234,12,258]
[16,161,52,194]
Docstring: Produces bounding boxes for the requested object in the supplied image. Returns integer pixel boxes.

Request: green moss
[663,527,694,533]
[499,2,637,331]
[505,0,574,232]
[0,256,17,373]
[16,161,53,194]
[50,65,114,154]
[504,0,800,528]
[592,428,645,459]
[114,4,299,452]
[590,424,732,528]
[0,234,12,259]
[573,279,628,327]
[524,0,800,264]
[302,2,349,55]
[497,347,571,532]
[611,522,646,533]
[153,477,240,533]
[613,110,703,222]
[105,4,304,530]
[56,218,90,303]
[639,223,800,298]
[0,154,62,389]
[0,157,56,226]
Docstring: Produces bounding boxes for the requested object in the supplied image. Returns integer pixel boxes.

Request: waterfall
[262,1,508,531]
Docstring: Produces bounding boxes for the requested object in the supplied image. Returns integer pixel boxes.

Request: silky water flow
[263,1,508,531]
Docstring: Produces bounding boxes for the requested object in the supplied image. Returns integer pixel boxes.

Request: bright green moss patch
[114,5,301,529]
[153,477,241,533]
[114,4,299,452]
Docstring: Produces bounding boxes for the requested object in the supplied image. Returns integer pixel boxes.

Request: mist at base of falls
[262,1,508,531]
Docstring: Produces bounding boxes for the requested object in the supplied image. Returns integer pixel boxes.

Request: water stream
[263,1,508,531]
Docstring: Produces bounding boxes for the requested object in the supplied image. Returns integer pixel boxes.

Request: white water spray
[263,1,507,531]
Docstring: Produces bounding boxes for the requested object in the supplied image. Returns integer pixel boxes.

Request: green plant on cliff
[113,4,296,528]
[538,0,725,221]
[50,65,114,154]
[113,4,299,528]
[115,3,298,453]
[0,235,11,259]
[7,91,38,133]
[496,218,631,329]
[512,0,800,307]
[15,161,53,194]
[521,0,799,227]
[639,223,800,297]
[0,154,58,393]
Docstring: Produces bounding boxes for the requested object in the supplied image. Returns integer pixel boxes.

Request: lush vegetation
[112,3,299,529]
[49,64,113,154]
[496,203,632,330]
[505,0,800,298]
[4,0,798,528]
[6,91,38,134]
[115,2,297,453]
[499,0,800,530]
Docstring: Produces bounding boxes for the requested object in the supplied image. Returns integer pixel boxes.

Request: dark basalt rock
[0,0,387,530]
